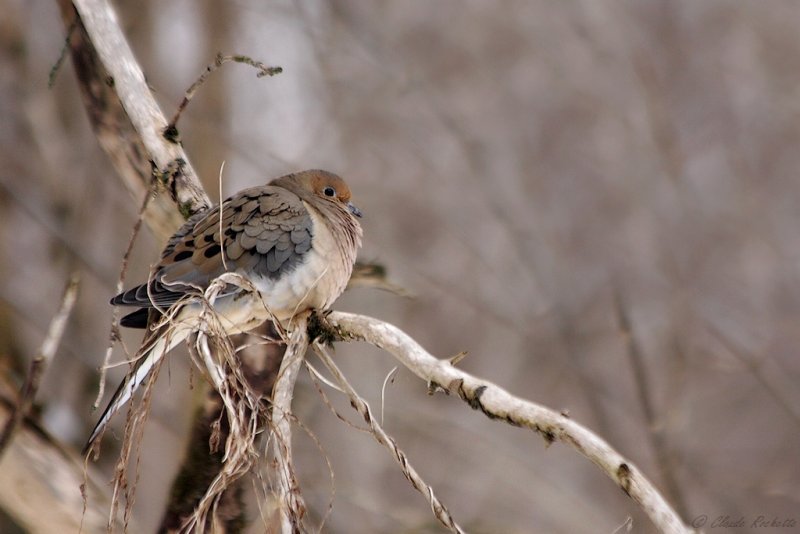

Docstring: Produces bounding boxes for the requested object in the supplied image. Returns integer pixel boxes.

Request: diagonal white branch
[325,311,695,534]
[71,0,209,215]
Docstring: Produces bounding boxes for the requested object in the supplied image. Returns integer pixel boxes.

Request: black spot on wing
[204,244,221,258]
[160,210,207,258]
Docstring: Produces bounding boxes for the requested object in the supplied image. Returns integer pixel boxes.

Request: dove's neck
[307,199,362,265]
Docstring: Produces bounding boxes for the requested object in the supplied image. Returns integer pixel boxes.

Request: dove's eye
[323,186,336,197]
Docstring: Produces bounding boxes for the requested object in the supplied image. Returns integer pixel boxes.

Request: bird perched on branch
[84,169,362,452]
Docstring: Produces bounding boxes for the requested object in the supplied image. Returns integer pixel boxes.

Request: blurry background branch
[0,274,131,532]
[0,394,131,532]
[0,273,79,456]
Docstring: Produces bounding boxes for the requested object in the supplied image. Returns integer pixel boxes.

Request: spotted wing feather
[110,185,313,317]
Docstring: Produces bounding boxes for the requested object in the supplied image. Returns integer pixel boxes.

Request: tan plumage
[85,170,362,452]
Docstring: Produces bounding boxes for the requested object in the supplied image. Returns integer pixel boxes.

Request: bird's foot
[308,310,340,346]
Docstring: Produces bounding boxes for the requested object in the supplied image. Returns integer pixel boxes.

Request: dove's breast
[246,202,353,322]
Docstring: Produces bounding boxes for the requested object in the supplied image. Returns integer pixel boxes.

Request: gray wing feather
[110,186,313,310]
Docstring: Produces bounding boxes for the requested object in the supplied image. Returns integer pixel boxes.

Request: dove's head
[273,170,363,218]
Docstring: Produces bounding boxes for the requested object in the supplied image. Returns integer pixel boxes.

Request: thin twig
[306,362,370,435]
[168,53,282,131]
[706,323,800,428]
[0,273,80,458]
[114,358,164,532]
[380,366,398,425]
[312,343,465,534]
[218,161,229,272]
[49,22,76,88]
[93,181,154,412]
[325,311,694,534]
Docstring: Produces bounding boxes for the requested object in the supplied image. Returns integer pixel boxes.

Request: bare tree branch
[169,53,282,131]
[0,274,80,457]
[0,274,114,531]
[55,0,209,241]
[70,0,211,214]
[325,311,695,534]
[0,388,132,532]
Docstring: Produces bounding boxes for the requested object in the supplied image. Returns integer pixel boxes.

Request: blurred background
[2,1,800,532]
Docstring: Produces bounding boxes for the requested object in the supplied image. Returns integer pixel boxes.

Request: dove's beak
[348,202,363,218]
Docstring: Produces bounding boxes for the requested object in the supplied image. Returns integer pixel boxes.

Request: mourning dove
[85,169,362,452]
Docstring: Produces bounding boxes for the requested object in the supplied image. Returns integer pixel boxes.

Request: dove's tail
[83,326,188,454]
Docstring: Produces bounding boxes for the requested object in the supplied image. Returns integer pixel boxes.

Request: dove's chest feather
[247,202,351,317]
